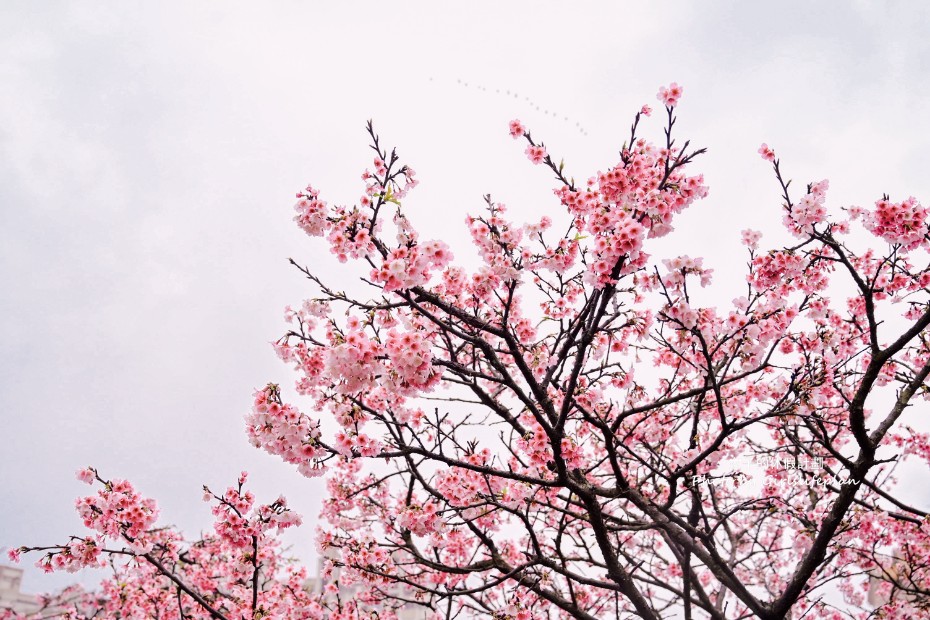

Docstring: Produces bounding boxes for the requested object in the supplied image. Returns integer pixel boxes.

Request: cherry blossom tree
[4,470,382,620]
[12,84,930,619]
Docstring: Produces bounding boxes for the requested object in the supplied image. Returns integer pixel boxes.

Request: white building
[866,550,921,608]
[306,549,430,620]
[0,565,40,615]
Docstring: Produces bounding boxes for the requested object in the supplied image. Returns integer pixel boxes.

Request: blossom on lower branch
[7,471,325,620]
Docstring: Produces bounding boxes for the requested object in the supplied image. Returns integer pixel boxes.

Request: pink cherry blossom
[75,467,95,485]
[741,228,762,249]
[524,144,546,164]
[758,142,776,162]
[657,82,683,107]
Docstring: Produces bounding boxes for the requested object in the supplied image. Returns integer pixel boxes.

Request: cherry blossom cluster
[245,383,328,477]
[547,137,708,287]
[73,469,159,555]
[369,235,454,293]
[854,195,929,250]
[384,328,440,394]
[205,472,302,549]
[7,474,400,620]
[293,186,329,237]
[657,82,683,107]
[783,179,829,236]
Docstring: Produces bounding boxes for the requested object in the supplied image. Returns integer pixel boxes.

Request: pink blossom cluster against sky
[1,0,929,594]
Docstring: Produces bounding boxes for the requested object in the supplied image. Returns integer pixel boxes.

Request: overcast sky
[2,1,929,594]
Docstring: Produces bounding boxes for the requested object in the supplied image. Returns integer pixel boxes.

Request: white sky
[2,1,929,594]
